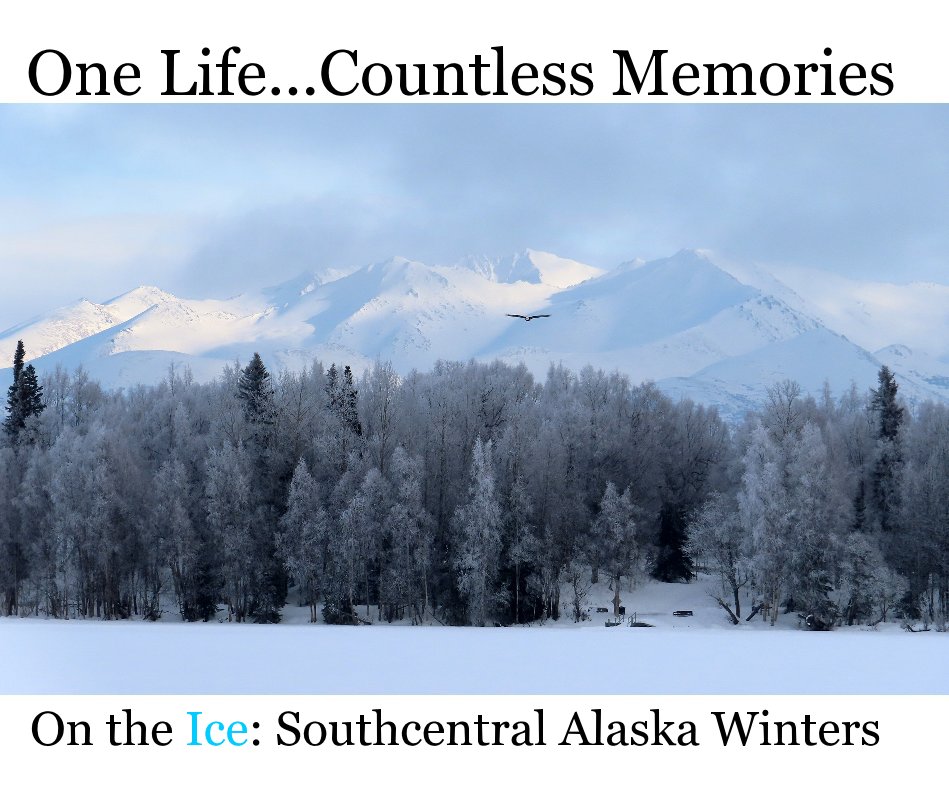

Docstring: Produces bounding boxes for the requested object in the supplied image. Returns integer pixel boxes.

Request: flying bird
[507,313,551,322]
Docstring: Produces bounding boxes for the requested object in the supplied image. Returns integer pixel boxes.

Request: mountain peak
[459,250,603,289]
[4,248,948,417]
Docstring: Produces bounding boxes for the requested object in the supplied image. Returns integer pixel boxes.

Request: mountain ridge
[2,248,947,417]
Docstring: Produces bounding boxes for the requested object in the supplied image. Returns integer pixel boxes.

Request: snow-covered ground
[2,575,945,695]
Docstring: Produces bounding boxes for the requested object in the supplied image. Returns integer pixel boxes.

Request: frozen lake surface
[2,617,947,694]
[2,576,945,694]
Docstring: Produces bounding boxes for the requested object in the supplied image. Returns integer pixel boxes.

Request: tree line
[0,339,946,629]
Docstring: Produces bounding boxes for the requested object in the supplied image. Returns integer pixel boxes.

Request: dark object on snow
[618,606,626,615]
[506,313,551,322]
[673,610,693,617]
[629,621,654,627]
[746,604,764,622]
[605,621,622,627]
[595,606,609,613]
[802,613,832,631]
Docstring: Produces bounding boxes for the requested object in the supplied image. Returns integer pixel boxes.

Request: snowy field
[2,575,946,695]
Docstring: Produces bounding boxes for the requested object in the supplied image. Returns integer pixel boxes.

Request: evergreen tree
[341,366,361,435]
[869,365,903,533]
[5,342,45,441]
[322,363,363,476]
[325,363,340,406]
[19,365,45,420]
[871,366,904,441]
[4,346,948,631]
[234,352,287,621]
[8,340,24,393]
[325,363,362,435]
[237,352,276,431]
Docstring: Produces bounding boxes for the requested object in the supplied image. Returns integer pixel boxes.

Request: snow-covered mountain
[2,248,947,417]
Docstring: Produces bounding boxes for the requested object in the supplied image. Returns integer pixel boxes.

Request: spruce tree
[324,363,362,435]
[235,352,277,493]
[237,352,275,430]
[9,340,24,384]
[869,365,903,533]
[325,363,340,408]
[19,365,45,420]
[5,341,44,441]
[5,340,25,436]
[235,353,288,622]
[871,366,903,441]
[341,366,362,436]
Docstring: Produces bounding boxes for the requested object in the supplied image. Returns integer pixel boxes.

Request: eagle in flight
[507,313,551,322]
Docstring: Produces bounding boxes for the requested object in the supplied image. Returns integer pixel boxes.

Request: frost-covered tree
[738,425,791,625]
[237,352,276,432]
[591,482,640,616]
[47,425,131,619]
[326,363,362,437]
[785,423,849,628]
[0,351,945,631]
[379,447,433,623]
[453,438,503,626]
[0,447,26,615]
[16,445,54,616]
[736,415,850,628]
[502,473,538,624]
[361,360,400,475]
[343,467,391,619]
[277,458,328,622]
[564,558,591,623]
[153,458,213,621]
[205,441,252,621]
[898,401,949,622]
[687,491,748,624]
[841,531,893,625]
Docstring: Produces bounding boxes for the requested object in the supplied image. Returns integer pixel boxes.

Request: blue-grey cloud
[1,104,947,325]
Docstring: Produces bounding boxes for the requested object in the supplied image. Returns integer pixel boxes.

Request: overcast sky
[1,103,947,328]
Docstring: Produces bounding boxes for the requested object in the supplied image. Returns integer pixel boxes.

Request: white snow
[1,575,945,694]
[2,248,948,416]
